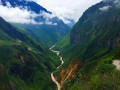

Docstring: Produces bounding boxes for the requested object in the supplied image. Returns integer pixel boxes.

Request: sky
[31,0,102,22]
[0,0,102,24]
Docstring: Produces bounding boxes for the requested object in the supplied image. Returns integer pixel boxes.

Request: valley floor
[50,45,64,90]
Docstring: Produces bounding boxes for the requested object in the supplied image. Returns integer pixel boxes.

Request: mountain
[53,1,120,89]
[1,0,51,14]
[12,18,70,47]
[0,0,70,47]
[53,33,70,51]
[0,17,61,90]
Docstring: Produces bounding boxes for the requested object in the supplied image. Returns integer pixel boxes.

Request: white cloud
[29,0,102,22]
[99,5,111,11]
[114,0,120,7]
[0,4,57,25]
[39,11,58,25]
[103,0,120,5]
[101,0,120,10]
[40,11,56,19]
[0,0,103,24]
[0,5,38,24]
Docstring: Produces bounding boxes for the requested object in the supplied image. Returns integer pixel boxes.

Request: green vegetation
[62,49,120,90]
[0,17,61,90]
[12,22,70,47]
[53,1,120,90]
[53,33,70,51]
[1,0,120,90]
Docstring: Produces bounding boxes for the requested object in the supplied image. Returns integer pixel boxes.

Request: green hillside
[0,17,60,90]
[53,33,70,51]
[12,21,70,47]
[53,1,120,90]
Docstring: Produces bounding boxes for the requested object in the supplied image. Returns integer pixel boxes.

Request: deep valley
[1,0,120,90]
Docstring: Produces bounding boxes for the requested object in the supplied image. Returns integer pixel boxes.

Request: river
[50,45,64,90]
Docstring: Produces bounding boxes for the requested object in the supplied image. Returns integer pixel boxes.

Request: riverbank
[50,45,64,90]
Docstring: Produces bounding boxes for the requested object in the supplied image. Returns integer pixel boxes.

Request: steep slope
[1,0,70,47]
[54,1,120,89]
[12,19,70,47]
[53,33,70,51]
[1,0,51,14]
[0,17,60,90]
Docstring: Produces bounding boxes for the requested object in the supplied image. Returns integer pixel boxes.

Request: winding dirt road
[50,45,64,90]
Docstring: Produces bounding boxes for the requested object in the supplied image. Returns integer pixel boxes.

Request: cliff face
[55,1,120,89]
[70,1,120,49]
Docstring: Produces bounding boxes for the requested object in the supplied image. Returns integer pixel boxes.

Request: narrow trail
[50,45,64,90]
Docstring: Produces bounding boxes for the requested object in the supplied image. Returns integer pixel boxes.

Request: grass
[0,17,61,90]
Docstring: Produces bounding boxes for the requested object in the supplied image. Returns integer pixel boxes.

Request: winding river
[50,45,64,90]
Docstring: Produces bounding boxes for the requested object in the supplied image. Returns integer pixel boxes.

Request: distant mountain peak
[1,0,51,14]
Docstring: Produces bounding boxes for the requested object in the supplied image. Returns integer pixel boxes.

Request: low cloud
[99,5,111,11]
[39,11,58,25]
[114,0,120,7]
[30,0,101,23]
[0,2,57,25]
[103,0,120,6]
[100,0,120,12]
[0,0,106,24]
[0,5,38,24]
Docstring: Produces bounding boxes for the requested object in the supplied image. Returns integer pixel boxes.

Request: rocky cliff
[70,1,120,49]
[55,1,120,89]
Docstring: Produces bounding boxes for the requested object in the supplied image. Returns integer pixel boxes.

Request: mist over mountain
[0,0,70,47]
[0,0,57,24]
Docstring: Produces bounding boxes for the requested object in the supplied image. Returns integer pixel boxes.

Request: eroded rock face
[55,61,84,86]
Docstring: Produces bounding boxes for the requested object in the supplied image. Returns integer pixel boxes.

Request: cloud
[40,11,56,19]
[100,0,120,10]
[45,21,57,25]
[29,0,102,22]
[38,11,58,25]
[0,3,57,25]
[114,0,120,7]
[103,0,120,5]
[0,0,103,24]
[0,5,38,24]
[99,5,111,11]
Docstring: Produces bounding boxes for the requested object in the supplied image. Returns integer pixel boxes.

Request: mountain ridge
[1,0,51,14]
[0,0,71,47]
[0,16,61,90]
[53,1,120,89]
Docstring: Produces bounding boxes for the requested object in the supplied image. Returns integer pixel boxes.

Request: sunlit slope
[54,1,120,89]
[0,17,60,90]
